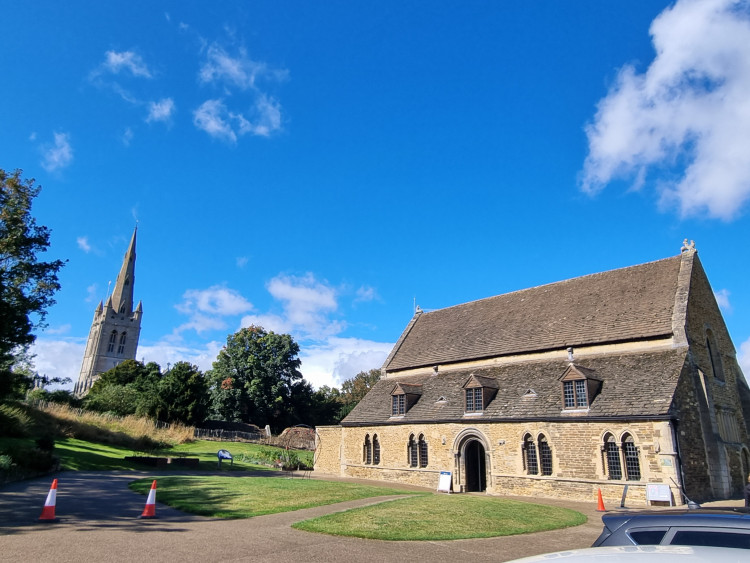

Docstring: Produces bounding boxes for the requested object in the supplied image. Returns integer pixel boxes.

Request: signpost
[217,449,233,469]
[646,483,673,506]
[437,471,452,493]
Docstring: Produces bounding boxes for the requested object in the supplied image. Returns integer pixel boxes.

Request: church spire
[110,227,137,315]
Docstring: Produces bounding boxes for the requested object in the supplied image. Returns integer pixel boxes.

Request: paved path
[1,471,606,562]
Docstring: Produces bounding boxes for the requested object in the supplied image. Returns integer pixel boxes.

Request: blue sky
[2,1,749,390]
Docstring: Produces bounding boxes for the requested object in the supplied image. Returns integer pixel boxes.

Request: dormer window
[390,383,422,417]
[392,394,406,416]
[463,374,499,414]
[560,364,601,411]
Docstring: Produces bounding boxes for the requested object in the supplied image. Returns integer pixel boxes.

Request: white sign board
[437,471,452,493]
[646,484,672,504]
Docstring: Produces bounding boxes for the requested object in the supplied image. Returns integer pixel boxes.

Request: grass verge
[129,475,425,518]
[292,494,587,540]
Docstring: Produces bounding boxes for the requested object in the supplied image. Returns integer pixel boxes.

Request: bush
[0,404,32,437]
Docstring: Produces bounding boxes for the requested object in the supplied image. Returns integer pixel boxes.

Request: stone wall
[315,419,684,506]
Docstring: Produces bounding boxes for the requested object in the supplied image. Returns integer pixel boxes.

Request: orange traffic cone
[38,479,59,522]
[139,480,158,519]
[596,488,606,512]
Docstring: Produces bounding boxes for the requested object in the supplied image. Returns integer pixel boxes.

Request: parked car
[592,509,750,550]
[506,545,747,562]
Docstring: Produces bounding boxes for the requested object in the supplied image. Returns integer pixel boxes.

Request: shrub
[0,404,32,437]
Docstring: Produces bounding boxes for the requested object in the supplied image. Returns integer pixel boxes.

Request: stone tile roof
[385,255,683,371]
[343,348,687,425]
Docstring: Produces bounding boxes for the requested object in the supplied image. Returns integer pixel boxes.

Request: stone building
[74,228,142,396]
[315,243,750,506]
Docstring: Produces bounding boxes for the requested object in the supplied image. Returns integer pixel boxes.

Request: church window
[119,303,126,314]
[603,433,622,480]
[363,434,372,465]
[408,434,418,467]
[373,434,380,465]
[539,435,553,476]
[523,433,538,475]
[107,331,117,353]
[418,434,428,467]
[392,394,405,415]
[622,434,641,481]
[118,332,127,354]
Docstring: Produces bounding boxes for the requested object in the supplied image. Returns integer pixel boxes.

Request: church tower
[74,228,143,396]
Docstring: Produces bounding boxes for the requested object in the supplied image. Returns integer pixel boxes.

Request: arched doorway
[464,439,487,492]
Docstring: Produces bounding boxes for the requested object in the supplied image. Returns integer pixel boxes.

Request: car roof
[506,545,748,562]
[602,509,750,532]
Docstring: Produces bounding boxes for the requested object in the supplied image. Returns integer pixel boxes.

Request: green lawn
[128,475,586,540]
[293,494,587,540]
[54,438,309,472]
[129,475,425,518]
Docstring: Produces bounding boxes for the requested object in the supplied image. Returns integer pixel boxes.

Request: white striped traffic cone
[38,479,59,522]
[139,480,157,519]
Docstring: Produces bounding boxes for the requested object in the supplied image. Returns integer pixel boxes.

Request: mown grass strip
[292,494,587,540]
[129,475,425,518]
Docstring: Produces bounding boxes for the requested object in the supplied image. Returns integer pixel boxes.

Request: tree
[85,359,162,416]
[208,326,304,432]
[338,368,381,418]
[0,169,65,400]
[154,362,208,425]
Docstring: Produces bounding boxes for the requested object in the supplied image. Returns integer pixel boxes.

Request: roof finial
[681,239,696,253]
[567,347,575,362]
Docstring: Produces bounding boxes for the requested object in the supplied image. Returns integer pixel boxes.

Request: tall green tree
[154,361,208,425]
[208,326,304,432]
[0,169,65,400]
[84,359,162,416]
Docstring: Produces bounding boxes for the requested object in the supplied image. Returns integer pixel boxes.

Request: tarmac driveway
[0,471,604,562]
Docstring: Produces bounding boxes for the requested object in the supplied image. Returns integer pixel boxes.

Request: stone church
[315,243,750,506]
[74,228,142,396]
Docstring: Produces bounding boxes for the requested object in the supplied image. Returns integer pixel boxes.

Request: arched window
[539,434,553,476]
[107,330,118,353]
[408,434,418,467]
[523,433,538,475]
[363,434,372,465]
[418,434,428,468]
[622,434,641,481]
[117,332,127,354]
[373,434,380,465]
[604,433,622,480]
[706,330,725,382]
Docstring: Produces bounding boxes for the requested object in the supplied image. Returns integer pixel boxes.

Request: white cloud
[122,127,134,146]
[266,273,345,339]
[714,289,732,312]
[41,132,73,172]
[193,99,238,143]
[236,256,249,268]
[199,44,285,90]
[240,313,291,335]
[85,284,99,303]
[44,324,71,336]
[146,98,175,123]
[581,0,750,220]
[193,97,282,141]
[194,43,286,141]
[77,236,92,253]
[298,337,393,389]
[138,340,223,373]
[355,285,378,303]
[175,285,254,335]
[103,50,152,78]
[30,338,86,389]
